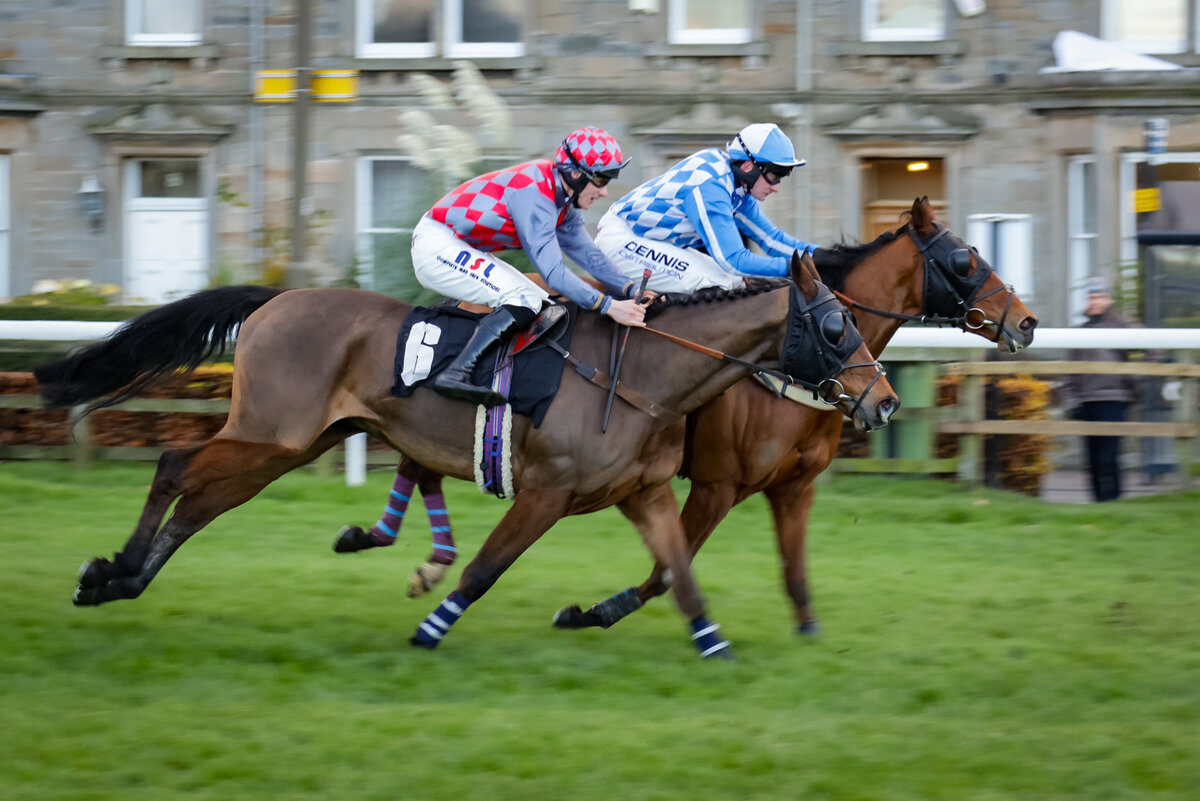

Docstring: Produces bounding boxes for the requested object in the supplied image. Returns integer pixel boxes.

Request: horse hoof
[76,558,109,589]
[797,620,821,636]
[73,584,99,606]
[333,525,373,553]
[409,634,439,649]
[552,605,597,629]
[407,563,449,598]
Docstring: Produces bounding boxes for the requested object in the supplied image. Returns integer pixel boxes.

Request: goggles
[561,139,621,187]
[736,133,794,186]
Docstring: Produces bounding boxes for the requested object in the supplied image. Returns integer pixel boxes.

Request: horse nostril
[1021,316,1038,332]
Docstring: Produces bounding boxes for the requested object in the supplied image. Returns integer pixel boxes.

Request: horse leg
[75,446,193,591]
[410,488,570,649]
[764,477,820,635]
[333,457,422,552]
[74,432,343,606]
[619,482,732,658]
[552,479,738,630]
[406,465,456,598]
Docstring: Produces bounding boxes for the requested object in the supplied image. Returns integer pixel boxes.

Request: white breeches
[594,210,744,293]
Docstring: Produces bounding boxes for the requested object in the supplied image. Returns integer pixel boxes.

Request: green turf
[1,462,1196,800]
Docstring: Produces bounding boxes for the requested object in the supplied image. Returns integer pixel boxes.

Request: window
[357,0,525,59]
[966,214,1033,300]
[668,0,752,45]
[1102,0,1189,54]
[862,0,945,42]
[1068,157,1099,320]
[126,0,202,46]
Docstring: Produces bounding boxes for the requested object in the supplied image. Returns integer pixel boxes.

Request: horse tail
[34,285,285,411]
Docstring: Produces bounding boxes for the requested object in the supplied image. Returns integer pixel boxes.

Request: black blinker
[820,311,846,347]
[950,248,973,277]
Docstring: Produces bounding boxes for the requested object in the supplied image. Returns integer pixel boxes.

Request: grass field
[1,461,1197,800]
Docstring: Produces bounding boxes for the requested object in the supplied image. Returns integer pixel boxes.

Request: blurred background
[1,0,1198,327]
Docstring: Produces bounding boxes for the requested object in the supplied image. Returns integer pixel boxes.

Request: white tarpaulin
[1043,30,1184,72]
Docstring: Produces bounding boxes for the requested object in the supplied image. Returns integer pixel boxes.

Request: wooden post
[68,405,93,471]
[956,373,984,487]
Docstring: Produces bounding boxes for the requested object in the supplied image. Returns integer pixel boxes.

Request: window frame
[861,0,946,43]
[356,0,526,60]
[1067,156,1099,322]
[1101,0,1191,54]
[125,0,203,47]
[965,213,1034,301]
[667,0,754,45]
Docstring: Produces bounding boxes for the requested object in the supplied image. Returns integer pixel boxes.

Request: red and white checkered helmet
[554,127,630,179]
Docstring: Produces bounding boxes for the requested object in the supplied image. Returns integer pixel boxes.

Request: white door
[0,154,10,299]
[125,158,208,304]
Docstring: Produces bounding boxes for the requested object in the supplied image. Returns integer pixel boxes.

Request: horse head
[784,251,898,431]
[908,196,1038,353]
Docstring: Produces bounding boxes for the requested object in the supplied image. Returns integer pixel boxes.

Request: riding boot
[432,306,528,407]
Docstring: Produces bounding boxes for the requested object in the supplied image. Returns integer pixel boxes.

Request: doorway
[861,157,946,239]
[124,158,208,304]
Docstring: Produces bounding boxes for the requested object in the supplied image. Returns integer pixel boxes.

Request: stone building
[1,0,1198,326]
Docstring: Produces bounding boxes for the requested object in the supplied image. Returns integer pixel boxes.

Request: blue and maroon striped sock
[423,492,456,566]
[369,474,417,546]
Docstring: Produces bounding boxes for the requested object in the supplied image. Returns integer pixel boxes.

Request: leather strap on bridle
[543,338,681,424]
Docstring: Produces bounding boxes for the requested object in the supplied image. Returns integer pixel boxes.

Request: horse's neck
[641,289,787,412]
[843,245,922,356]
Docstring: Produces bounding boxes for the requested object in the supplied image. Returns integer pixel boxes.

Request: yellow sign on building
[254,70,359,102]
[1134,187,1162,214]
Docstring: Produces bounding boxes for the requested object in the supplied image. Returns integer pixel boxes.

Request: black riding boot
[432,306,527,407]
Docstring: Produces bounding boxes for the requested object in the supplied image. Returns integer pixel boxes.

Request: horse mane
[646,278,789,320]
[813,222,912,292]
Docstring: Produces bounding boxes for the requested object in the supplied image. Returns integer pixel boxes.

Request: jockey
[595,123,818,293]
[412,126,648,408]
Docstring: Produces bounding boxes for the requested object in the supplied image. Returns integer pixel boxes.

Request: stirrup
[433,371,505,407]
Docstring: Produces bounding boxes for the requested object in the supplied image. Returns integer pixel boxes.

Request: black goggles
[561,139,621,187]
[736,133,794,185]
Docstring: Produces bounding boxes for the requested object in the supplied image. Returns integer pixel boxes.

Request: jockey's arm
[682,181,791,278]
[555,208,639,300]
[734,197,818,259]
[507,186,614,314]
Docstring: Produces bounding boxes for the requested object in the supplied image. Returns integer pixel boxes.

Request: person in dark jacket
[1059,278,1138,501]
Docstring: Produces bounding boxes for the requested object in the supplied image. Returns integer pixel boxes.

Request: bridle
[831,223,1017,339]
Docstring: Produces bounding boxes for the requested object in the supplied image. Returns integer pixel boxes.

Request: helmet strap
[557,166,590,208]
[731,159,759,191]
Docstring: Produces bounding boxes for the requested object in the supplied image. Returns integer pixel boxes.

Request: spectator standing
[1060,278,1138,501]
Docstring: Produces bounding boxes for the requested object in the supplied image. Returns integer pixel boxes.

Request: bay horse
[35,251,898,658]
[337,197,1037,634]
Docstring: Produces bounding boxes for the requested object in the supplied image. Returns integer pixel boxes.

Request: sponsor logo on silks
[622,241,689,272]
[453,251,496,278]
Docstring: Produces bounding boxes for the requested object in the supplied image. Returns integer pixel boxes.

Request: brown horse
[35,252,897,658]
[338,198,1037,634]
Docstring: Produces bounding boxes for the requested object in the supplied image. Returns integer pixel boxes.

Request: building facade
[1,0,1199,325]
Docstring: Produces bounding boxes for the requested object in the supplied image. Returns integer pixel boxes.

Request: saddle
[391,301,573,428]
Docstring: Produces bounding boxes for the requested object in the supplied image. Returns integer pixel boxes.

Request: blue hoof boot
[798,619,821,636]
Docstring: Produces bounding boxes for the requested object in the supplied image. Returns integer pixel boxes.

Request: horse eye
[821,312,846,346]
[950,248,973,277]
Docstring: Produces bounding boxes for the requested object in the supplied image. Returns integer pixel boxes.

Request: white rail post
[345,432,367,486]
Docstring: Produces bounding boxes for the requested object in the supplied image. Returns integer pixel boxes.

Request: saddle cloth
[391,302,575,428]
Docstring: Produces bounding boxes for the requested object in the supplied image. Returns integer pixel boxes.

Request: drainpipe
[249,0,264,269]
[288,0,313,277]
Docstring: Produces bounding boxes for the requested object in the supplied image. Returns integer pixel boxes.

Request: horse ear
[911,196,936,237]
[791,250,819,299]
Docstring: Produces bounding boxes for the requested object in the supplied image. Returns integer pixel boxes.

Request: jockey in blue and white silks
[596,123,818,293]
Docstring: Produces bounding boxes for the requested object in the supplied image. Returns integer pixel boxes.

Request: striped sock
[411,590,470,648]
[423,493,457,566]
[369,475,417,546]
[690,617,731,658]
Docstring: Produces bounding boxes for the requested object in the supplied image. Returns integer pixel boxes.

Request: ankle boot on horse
[432,305,532,407]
